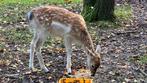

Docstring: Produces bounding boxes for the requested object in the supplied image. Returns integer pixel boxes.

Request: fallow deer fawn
[27,6,101,76]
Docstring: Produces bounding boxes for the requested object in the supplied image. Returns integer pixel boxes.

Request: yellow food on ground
[59,78,93,83]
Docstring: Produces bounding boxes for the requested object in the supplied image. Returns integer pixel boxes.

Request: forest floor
[0,1,147,83]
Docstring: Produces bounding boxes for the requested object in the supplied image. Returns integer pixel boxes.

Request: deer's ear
[96,45,101,53]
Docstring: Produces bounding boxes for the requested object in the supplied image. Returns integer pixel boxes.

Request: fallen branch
[3,74,20,79]
[139,69,147,77]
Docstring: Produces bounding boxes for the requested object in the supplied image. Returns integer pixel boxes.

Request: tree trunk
[82,0,115,22]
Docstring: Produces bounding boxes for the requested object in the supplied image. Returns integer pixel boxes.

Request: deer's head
[87,45,101,76]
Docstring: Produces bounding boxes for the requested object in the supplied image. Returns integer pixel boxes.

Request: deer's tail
[26,11,34,22]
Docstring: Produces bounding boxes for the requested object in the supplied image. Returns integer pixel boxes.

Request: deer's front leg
[64,36,72,74]
[29,33,38,70]
[82,46,91,70]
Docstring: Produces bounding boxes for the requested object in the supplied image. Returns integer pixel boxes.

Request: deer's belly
[49,21,71,37]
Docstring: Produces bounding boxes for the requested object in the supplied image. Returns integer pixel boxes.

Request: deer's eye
[92,65,95,68]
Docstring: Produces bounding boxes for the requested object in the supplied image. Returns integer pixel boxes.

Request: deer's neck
[79,30,95,53]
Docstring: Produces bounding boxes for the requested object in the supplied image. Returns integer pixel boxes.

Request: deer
[26,6,101,76]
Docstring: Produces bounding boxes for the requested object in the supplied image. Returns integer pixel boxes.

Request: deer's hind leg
[64,36,72,74]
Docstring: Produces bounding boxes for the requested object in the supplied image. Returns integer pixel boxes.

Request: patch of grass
[115,4,132,20]
[0,28,56,48]
[0,0,81,4]
[0,43,5,49]
[0,28,32,44]
[96,21,120,29]
[0,0,131,29]
[0,0,81,25]
[91,4,132,29]
[138,55,147,64]
[0,3,29,25]
[129,55,147,64]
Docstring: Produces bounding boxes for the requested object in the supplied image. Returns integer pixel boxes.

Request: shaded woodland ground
[0,0,147,83]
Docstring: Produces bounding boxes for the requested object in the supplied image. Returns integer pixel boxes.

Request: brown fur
[28,6,100,76]
[31,6,95,51]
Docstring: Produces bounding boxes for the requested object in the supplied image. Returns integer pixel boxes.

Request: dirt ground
[0,2,147,83]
